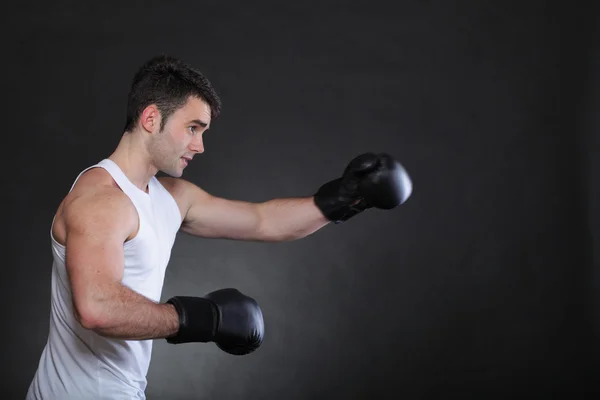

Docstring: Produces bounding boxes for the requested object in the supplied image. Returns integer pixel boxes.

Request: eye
[188,126,197,135]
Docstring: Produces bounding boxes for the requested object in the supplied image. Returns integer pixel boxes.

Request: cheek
[182,135,195,150]
[164,130,186,152]
[172,129,187,144]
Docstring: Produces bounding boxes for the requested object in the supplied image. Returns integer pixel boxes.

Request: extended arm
[160,152,412,242]
[161,178,329,242]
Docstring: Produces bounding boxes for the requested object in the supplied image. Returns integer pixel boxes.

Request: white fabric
[27,159,182,399]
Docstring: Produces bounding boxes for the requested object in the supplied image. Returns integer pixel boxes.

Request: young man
[26,55,412,399]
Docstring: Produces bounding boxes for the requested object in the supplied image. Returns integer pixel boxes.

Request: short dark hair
[123,55,222,133]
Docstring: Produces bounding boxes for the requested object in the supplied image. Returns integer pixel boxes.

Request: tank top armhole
[151,177,184,233]
[76,164,145,248]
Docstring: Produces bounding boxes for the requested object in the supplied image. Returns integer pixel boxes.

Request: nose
[189,134,204,154]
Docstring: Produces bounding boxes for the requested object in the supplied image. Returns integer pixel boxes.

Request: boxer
[26,55,412,400]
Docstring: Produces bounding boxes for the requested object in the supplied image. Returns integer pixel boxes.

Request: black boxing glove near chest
[166,296,218,344]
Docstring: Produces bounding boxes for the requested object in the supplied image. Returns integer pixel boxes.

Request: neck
[108,132,158,193]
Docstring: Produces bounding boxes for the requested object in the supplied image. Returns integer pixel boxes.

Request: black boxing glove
[165,288,264,356]
[314,152,412,223]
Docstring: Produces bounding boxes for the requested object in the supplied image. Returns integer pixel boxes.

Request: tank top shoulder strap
[68,163,102,193]
[95,159,150,198]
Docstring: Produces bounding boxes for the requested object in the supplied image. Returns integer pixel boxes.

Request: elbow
[73,299,107,331]
[79,315,103,331]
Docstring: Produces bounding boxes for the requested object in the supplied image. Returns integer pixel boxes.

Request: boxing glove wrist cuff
[165,296,219,344]
[314,178,369,223]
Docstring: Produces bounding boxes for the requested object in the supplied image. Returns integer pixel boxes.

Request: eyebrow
[189,119,209,129]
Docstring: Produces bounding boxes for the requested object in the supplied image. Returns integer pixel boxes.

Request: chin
[164,170,183,178]
[159,166,183,178]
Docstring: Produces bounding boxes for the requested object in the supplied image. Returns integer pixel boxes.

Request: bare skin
[52,95,329,340]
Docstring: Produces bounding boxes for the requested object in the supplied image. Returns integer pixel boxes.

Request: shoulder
[68,166,129,203]
[157,176,212,213]
[156,176,191,200]
[61,167,139,239]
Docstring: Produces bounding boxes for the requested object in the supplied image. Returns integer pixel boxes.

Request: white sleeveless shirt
[27,159,183,400]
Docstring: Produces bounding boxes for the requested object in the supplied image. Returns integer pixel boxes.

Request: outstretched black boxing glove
[165,288,264,356]
[314,152,412,223]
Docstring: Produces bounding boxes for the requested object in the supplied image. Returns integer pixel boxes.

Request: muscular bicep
[63,189,137,326]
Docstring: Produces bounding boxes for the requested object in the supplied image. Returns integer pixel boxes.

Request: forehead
[174,96,211,122]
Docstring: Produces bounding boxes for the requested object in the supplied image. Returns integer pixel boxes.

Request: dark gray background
[3,1,599,399]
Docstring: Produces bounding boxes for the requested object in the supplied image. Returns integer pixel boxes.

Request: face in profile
[148,96,212,177]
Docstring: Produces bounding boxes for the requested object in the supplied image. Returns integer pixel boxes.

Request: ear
[139,104,161,133]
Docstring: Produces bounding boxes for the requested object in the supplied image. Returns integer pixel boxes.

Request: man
[26,55,412,399]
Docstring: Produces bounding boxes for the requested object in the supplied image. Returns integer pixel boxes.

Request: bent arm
[64,187,179,340]
[80,283,179,340]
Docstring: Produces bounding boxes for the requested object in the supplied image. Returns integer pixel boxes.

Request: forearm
[257,196,329,241]
[80,283,179,340]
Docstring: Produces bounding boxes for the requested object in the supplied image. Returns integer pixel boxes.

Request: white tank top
[26,159,183,400]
